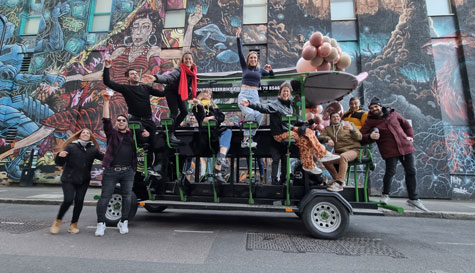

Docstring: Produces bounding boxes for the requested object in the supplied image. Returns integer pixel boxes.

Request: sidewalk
[0,184,474,220]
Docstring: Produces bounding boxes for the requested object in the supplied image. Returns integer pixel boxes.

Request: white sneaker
[95,222,106,237]
[407,199,430,212]
[303,166,323,175]
[118,220,129,234]
[320,152,340,163]
[241,139,257,148]
[380,194,390,204]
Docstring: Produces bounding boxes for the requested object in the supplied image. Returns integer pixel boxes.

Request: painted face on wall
[131,16,153,47]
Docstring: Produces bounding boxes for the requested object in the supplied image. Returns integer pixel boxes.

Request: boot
[68,222,79,234]
[169,133,183,144]
[50,219,62,234]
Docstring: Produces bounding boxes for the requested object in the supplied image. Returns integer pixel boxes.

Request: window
[19,0,44,35]
[164,10,186,28]
[88,0,113,32]
[425,0,452,16]
[243,0,267,25]
[330,0,355,21]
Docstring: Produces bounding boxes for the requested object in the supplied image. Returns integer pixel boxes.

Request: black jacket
[154,67,194,99]
[55,141,104,185]
[192,103,226,141]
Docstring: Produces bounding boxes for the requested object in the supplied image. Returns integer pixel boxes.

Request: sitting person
[191,89,232,183]
[240,81,340,175]
[320,112,362,192]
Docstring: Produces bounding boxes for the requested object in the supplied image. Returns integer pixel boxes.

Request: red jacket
[360,108,415,159]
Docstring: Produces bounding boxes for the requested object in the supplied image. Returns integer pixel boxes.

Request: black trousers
[129,115,156,149]
[383,153,418,200]
[165,89,188,131]
[56,181,89,223]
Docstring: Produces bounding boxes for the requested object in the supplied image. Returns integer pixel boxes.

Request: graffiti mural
[0,0,473,199]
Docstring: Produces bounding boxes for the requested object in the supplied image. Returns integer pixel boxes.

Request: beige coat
[321,122,362,153]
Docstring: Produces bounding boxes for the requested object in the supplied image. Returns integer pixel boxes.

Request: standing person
[95,93,150,236]
[102,57,165,147]
[320,112,362,192]
[360,97,429,212]
[191,89,232,183]
[142,52,198,144]
[236,27,274,148]
[240,82,340,175]
[342,97,368,130]
[50,129,104,234]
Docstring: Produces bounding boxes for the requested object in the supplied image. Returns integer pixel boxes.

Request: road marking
[174,230,214,234]
[437,242,475,246]
[27,194,63,199]
[1,222,24,225]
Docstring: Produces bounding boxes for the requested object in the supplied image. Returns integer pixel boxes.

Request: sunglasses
[117,118,127,122]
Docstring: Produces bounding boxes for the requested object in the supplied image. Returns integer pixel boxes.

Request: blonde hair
[246,51,260,68]
[62,128,99,150]
[197,89,218,108]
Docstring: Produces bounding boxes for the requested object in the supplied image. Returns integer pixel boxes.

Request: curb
[383,210,475,220]
[0,198,97,206]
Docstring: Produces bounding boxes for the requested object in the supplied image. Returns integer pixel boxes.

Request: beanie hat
[369,97,381,107]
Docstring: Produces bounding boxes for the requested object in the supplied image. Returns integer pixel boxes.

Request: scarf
[73,139,93,151]
[178,63,197,101]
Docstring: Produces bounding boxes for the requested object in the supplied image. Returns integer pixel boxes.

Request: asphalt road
[0,203,474,273]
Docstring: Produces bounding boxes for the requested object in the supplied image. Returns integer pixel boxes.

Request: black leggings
[165,89,188,131]
[56,182,89,223]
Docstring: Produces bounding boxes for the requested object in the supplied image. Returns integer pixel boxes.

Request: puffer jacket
[55,141,104,185]
[360,107,415,159]
[342,109,368,130]
[249,97,301,136]
[320,122,362,153]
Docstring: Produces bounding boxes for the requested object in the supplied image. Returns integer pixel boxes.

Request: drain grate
[246,233,406,258]
[0,218,50,234]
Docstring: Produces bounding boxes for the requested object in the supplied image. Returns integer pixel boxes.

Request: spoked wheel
[144,204,167,213]
[104,188,138,226]
[302,197,349,240]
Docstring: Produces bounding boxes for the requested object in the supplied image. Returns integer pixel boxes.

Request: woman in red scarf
[145,52,197,143]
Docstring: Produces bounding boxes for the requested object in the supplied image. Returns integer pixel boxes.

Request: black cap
[369,97,381,107]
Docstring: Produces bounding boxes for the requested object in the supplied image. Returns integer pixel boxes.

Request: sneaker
[95,222,106,237]
[380,194,390,205]
[169,134,183,144]
[302,166,323,175]
[320,152,340,163]
[407,199,430,212]
[148,169,162,179]
[118,220,129,234]
[215,172,226,183]
[216,157,229,168]
[241,139,257,148]
[327,182,344,192]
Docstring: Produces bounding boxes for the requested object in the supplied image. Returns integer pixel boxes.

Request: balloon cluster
[296,32,352,73]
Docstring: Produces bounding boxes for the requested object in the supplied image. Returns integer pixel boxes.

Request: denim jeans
[97,167,135,223]
[219,128,232,150]
[383,153,418,200]
[238,88,264,136]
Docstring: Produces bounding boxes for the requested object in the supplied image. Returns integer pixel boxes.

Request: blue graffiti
[359,32,391,57]
[399,63,433,83]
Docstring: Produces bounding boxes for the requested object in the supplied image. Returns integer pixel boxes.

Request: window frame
[243,0,268,25]
[425,0,453,16]
[87,0,113,33]
[330,0,356,21]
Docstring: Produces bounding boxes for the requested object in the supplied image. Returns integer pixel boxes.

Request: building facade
[0,0,473,199]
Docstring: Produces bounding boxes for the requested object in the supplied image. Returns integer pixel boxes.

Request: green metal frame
[161,119,186,201]
[129,123,154,200]
[242,121,258,205]
[282,115,297,206]
[204,119,220,203]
